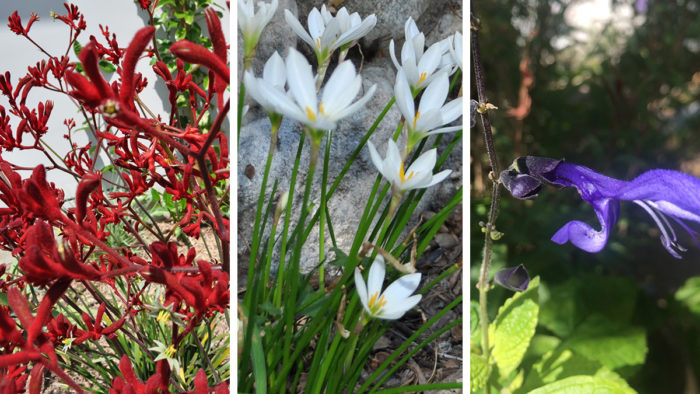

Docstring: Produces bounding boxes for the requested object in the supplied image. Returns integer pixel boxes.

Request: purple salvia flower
[500,156,700,258]
[494,264,530,292]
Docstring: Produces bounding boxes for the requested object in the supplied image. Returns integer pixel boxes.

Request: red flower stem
[196,154,229,273]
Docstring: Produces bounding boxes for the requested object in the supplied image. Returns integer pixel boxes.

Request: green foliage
[490,276,540,377]
[675,276,700,315]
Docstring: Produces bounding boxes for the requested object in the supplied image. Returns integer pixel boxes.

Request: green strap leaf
[489,276,540,377]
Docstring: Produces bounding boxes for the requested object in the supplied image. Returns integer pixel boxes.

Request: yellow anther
[316,37,322,49]
[305,106,316,122]
[368,292,387,314]
[417,72,427,86]
[157,309,170,324]
[413,110,420,129]
[319,101,325,115]
[399,162,415,184]
[165,344,176,358]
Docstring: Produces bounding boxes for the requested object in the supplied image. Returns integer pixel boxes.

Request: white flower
[354,256,422,320]
[284,5,376,62]
[238,0,279,52]
[367,139,451,193]
[264,48,376,130]
[389,17,453,90]
[449,31,462,71]
[395,68,462,151]
[243,51,286,113]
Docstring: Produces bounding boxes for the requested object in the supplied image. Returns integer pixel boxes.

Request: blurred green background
[471,0,700,392]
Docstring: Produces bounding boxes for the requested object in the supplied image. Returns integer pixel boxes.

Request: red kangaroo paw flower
[65,71,102,107]
[28,362,45,394]
[170,40,230,84]
[120,26,155,105]
[79,42,114,100]
[204,8,227,64]
[75,172,101,223]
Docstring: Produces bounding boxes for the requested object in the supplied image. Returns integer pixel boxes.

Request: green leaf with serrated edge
[563,314,647,370]
[489,276,540,377]
[676,276,700,315]
[470,352,490,392]
[526,374,636,394]
[522,348,603,391]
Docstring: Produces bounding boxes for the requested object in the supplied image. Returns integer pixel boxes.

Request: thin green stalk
[240,118,279,377]
[280,147,318,387]
[237,81,245,143]
[273,133,305,308]
[472,6,502,376]
[319,130,332,286]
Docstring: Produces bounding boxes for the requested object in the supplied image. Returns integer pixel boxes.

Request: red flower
[8,11,39,36]
[170,40,230,85]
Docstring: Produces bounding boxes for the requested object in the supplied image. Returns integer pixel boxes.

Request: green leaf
[526,374,636,394]
[470,352,490,392]
[563,314,647,370]
[523,348,603,391]
[99,59,116,73]
[470,300,480,336]
[675,276,700,315]
[489,276,540,377]
[73,40,83,57]
[251,327,267,394]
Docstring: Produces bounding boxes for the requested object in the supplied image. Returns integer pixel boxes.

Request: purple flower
[500,156,700,258]
[494,264,530,292]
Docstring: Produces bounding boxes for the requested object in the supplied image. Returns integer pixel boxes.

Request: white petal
[263,51,286,90]
[382,272,421,301]
[389,40,401,70]
[415,109,443,132]
[334,15,377,49]
[367,257,385,298]
[425,169,452,187]
[331,83,375,120]
[335,7,350,31]
[367,140,387,179]
[354,267,370,313]
[321,18,340,50]
[426,125,463,135]
[321,61,359,111]
[307,7,325,41]
[243,72,268,108]
[321,4,333,23]
[394,69,415,122]
[286,49,317,117]
[385,139,403,186]
[405,148,437,178]
[440,97,463,125]
[411,33,425,60]
[379,294,421,320]
[404,17,420,40]
[284,10,314,48]
[416,43,444,87]
[419,72,449,114]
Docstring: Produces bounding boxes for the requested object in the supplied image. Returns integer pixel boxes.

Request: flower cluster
[0,3,230,391]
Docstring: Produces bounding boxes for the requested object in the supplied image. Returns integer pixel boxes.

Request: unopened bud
[273,191,289,226]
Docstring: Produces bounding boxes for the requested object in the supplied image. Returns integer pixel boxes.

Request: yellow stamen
[319,101,325,115]
[417,71,427,86]
[306,106,316,122]
[165,344,176,359]
[316,37,322,49]
[368,291,387,314]
[413,110,420,129]
[399,162,415,184]
[157,309,170,324]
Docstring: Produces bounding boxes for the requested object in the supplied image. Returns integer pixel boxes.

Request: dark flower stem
[472,6,502,368]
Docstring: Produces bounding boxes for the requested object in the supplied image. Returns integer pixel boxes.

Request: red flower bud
[170,40,229,84]
[120,26,155,105]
